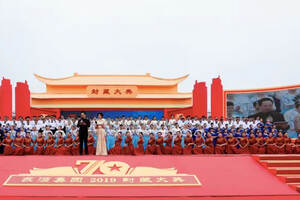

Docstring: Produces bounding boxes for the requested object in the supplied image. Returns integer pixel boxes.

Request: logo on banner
[3,160,201,187]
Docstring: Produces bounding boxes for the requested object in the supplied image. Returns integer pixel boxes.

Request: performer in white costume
[95,113,108,156]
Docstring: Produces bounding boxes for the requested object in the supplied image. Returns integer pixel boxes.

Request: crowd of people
[0,113,300,156]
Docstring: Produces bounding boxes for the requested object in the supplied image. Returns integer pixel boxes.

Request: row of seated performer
[1,129,300,155]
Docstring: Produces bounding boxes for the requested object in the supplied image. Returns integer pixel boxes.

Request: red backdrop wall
[193,81,207,117]
[211,77,223,119]
[0,78,12,120]
[15,81,31,119]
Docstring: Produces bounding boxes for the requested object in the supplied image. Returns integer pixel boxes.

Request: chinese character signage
[87,86,138,98]
[3,160,201,187]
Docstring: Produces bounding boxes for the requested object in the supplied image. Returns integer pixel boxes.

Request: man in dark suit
[77,112,90,155]
[249,97,285,123]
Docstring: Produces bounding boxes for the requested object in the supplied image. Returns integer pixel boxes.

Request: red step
[276,169,300,174]
[258,155,300,161]
[297,186,300,193]
[263,162,300,167]
[285,177,300,183]
[254,155,300,193]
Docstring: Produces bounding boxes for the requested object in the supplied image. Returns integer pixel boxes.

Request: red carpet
[0,155,299,199]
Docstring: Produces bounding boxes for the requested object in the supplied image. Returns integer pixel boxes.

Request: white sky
[0,0,300,101]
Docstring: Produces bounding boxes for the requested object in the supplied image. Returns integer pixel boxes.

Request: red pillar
[15,81,31,119]
[192,81,207,117]
[211,77,223,119]
[0,78,12,120]
[163,108,169,118]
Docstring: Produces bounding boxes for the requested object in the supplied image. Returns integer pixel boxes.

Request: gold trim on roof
[34,73,189,86]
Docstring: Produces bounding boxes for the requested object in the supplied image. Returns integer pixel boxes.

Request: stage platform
[0,155,299,200]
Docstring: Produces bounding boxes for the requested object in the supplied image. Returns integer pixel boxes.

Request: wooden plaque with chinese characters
[87,86,138,98]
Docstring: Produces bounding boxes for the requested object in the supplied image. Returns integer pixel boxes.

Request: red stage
[0,155,299,200]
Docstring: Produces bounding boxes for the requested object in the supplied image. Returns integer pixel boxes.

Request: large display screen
[225,86,300,137]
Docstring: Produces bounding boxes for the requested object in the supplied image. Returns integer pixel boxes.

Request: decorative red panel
[0,78,12,120]
[15,81,31,119]
[193,81,207,117]
[211,77,223,119]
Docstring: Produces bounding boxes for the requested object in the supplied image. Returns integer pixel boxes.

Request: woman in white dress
[96,113,108,155]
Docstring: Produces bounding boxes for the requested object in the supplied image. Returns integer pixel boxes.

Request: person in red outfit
[163,132,173,154]
[122,131,134,155]
[72,134,80,155]
[294,133,300,154]
[249,133,258,154]
[266,132,276,154]
[23,132,34,155]
[215,133,227,154]
[284,132,294,154]
[226,133,239,154]
[88,132,95,155]
[238,132,249,154]
[64,132,74,155]
[145,133,156,154]
[44,133,55,155]
[192,131,204,154]
[55,132,65,155]
[203,132,214,154]
[2,132,14,155]
[134,132,145,155]
[35,130,45,155]
[172,131,183,155]
[257,132,266,153]
[14,131,24,155]
[155,132,164,155]
[183,131,194,155]
[109,132,122,155]
[275,131,285,154]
